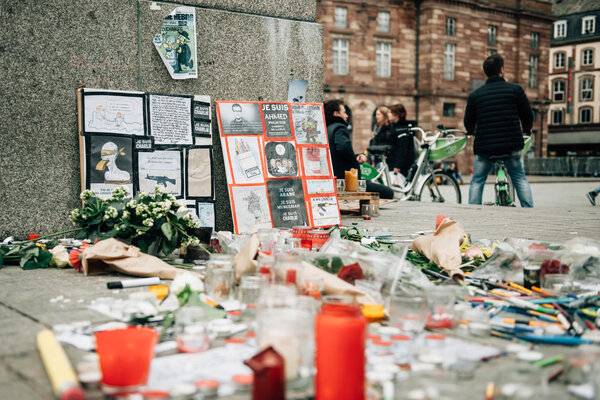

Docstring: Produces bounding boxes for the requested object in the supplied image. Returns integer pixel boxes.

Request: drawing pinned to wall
[231,185,272,233]
[265,141,298,178]
[218,102,263,135]
[226,136,264,184]
[288,79,308,103]
[301,147,331,176]
[291,104,327,144]
[310,196,340,227]
[153,7,197,80]
[83,91,145,136]
[196,202,215,229]
[148,94,193,145]
[186,147,213,199]
[87,134,134,199]
[137,150,183,197]
[306,179,335,195]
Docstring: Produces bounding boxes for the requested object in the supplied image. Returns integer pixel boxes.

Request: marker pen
[107,276,161,289]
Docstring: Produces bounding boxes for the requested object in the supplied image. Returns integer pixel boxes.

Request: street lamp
[532,97,551,158]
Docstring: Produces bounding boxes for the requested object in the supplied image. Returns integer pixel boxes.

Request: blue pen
[529,298,573,304]
[502,306,558,323]
[514,334,594,346]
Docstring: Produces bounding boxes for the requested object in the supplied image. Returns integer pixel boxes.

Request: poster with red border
[217,101,341,233]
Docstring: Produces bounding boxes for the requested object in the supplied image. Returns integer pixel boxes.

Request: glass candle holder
[175,306,210,353]
[388,293,429,334]
[205,267,235,302]
[336,178,346,192]
[357,179,367,192]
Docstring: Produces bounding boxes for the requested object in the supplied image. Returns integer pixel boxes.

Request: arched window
[552,80,566,102]
[579,107,592,124]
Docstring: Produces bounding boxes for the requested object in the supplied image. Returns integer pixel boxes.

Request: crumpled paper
[411,216,466,280]
[81,238,184,280]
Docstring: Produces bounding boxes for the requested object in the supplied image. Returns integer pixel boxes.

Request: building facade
[317,0,554,173]
[548,1,600,156]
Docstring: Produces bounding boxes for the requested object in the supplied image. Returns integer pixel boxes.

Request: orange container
[95,326,158,389]
[345,169,358,192]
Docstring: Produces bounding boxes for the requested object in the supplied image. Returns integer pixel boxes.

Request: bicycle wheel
[418,171,462,203]
[498,190,510,206]
[505,173,516,205]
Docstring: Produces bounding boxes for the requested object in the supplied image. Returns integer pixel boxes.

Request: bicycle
[487,136,533,206]
[361,125,467,203]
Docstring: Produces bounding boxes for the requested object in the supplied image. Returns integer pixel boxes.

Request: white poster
[231,185,272,233]
[153,7,197,80]
[83,91,145,136]
[138,150,183,197]
[226,136,264,184]
[310,196,340,227]
[291,104,327,144]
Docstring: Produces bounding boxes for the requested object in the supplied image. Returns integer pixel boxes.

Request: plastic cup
[95,326,158,390]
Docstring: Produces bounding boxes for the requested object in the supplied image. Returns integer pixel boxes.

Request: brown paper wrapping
[411,218,466,280]
[81,238,184,280]
[234,234,260,279]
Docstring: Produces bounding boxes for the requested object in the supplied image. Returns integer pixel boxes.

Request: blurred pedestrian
[586,185,600,206]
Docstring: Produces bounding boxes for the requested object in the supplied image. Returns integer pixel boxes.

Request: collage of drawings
[217,101,341,234]
[79,88,216,229]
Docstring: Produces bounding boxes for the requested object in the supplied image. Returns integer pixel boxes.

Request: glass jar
[175,307,210,353]
[206,253,234,270]
[307,230,330,251]
[315,301,366,400]
[271,253,303,286]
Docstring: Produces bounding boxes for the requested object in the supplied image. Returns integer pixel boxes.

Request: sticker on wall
[153,7,197,79]
[196,201,215,229]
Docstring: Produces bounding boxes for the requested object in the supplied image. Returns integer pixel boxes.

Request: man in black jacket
[324,99,394,199]
[464,54,534,207]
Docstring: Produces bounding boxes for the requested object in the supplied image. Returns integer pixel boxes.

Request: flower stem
[16,228,84,244]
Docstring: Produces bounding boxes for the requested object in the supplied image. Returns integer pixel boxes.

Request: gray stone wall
[0,0,323,238]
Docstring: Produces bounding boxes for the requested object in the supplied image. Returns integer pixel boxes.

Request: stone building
[548,0,600,157]
[317,0,554,173]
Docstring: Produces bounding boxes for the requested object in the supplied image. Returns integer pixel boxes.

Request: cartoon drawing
[95,142,131,184]
[84,94,145,135]
[302,114,319,143]
[244,190,264,223]
[163,35,178,71]
[175,30,193,72]
[265,141,298,177]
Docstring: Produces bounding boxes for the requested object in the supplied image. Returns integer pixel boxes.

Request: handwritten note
[149,94,193,145]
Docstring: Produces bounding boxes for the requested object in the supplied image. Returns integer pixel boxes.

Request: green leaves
[1,242,54,270]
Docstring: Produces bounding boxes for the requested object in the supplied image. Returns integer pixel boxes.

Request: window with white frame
[446,17,456,36]
[487,25,497,44]
[581,77,594,101]
[579,107,592,123]
[444,43,455,80]
[531,32,539,49]
[553,80,565,102]
[582,16,596,34]
[551,109,563,125]
[582,49,594,66]
[375,42,391,78]
[554,52,565,69]
[378,11,390,32]
[529,55,538,89]
[334,7,347,28]
[554,20,567,38]
[332,39,349,75]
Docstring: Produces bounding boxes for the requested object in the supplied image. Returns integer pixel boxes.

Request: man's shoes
[587,192,596,206]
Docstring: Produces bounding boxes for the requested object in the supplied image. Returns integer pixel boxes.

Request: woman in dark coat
[387,104,415,177]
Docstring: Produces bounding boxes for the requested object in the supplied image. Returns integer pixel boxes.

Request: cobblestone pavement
[0,180,598,399]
